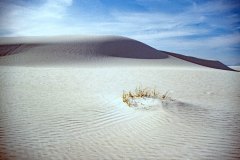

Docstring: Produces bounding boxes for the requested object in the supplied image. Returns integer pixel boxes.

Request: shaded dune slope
[165,52,235,71]
[0,36,168,59]
[0,35,234,71]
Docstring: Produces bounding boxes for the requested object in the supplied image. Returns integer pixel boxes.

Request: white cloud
[0,0,73,36]
[189,0,239,14]
[141,33,240,65]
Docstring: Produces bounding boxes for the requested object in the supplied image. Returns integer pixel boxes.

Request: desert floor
[0,65,240,160]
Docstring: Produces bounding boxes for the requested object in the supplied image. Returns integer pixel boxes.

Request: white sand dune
[0,36,239,160]
[0,35,168,58]
[166,52,236,71]
[0,35,234,71]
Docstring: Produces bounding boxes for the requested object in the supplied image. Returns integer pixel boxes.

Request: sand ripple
[0,67,240,160]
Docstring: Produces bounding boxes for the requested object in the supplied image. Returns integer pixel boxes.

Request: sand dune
[0,35,168,59]
[0,35,239,160]
[0,35,234,71]
[166,52,235,71]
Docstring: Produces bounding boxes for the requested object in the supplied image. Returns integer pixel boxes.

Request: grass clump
[122,87,170,107]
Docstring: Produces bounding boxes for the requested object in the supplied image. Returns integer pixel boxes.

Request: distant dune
[165,52,235,71]
[0,35,235,71]
[229,66,240,71]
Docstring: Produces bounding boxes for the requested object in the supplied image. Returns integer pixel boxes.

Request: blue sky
[0,0,239,65]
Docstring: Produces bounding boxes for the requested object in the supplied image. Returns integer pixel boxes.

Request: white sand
[0,36,239,160]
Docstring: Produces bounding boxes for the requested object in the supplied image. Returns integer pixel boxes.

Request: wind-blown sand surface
[0,36,239,160]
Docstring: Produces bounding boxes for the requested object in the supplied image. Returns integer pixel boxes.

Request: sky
[0,0,239,65]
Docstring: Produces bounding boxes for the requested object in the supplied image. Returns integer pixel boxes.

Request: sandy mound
[0,35,234,71]
[0,35,168,58]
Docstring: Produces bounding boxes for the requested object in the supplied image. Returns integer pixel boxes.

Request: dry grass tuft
[122,87,170,107]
